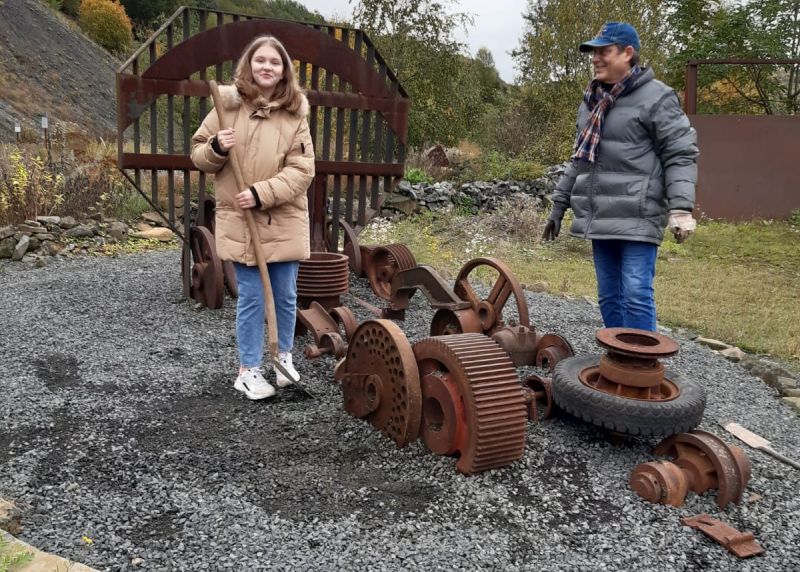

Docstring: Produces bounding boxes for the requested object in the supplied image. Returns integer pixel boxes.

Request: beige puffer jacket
[191,85,315,265]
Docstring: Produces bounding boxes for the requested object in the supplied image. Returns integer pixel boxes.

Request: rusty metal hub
[534,334,574,372]
[579,328,681,401]
[412,334,527,475]
[297,252,350,310]
[339,320,421,447]
[630,430,751,508]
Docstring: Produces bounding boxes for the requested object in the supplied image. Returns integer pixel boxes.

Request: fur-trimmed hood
[215,84,309,117]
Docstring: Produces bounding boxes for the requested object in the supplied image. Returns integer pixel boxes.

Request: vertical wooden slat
[299,61,307,87]
[309,65,320,152]
[132,57,141,189]
[197,10,208,228]
[371,62,385,210]
[148,42,158,206]
[215,13,224,82]
[357,42,375,226]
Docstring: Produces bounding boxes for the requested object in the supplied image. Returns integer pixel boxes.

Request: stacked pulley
[337,319,529,475]
[552,328,706,436]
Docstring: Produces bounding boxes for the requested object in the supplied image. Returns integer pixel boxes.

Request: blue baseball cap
[579,22,640,52]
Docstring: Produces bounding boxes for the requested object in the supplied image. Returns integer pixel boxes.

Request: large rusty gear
[365,244,417,300]
[433,257,529,337]
[630,430,751,508]
[199,197,237,298]
[339,320,421,447]
[412,334,527,475]
[186,226,224,309]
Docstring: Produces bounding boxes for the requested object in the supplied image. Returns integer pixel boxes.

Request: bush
[403,167,433,185]
[62,0,82,16]
[78,0,133,54]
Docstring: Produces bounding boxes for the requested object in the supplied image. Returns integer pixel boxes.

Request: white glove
[668,210,697,243]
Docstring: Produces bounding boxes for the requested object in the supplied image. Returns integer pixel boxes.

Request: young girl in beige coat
[191,35,315,400]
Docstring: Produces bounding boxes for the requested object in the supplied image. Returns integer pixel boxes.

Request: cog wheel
[412,334,527,475]
[366,244,416,300]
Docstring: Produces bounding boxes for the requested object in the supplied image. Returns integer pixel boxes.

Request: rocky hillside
[0,0,118,141]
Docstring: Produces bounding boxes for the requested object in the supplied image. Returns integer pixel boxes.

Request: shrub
[78,0,133,54]
[403,167,433,185]
[62,0,82,16]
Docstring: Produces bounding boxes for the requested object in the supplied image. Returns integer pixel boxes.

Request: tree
[79,0,134,54]
[666,0,800,115]
[350,0,476,146]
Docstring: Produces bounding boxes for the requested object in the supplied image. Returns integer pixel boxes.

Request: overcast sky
[297,0,530,83]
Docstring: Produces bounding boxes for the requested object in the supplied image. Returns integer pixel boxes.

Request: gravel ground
[1,249,799,571]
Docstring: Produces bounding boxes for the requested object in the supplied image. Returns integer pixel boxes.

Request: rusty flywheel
[339,319,422,447]
[186,226,224,310]
[412,334,527,475]
[431,257,530,337]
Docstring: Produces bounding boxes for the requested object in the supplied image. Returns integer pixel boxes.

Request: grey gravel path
[1,249,798,571]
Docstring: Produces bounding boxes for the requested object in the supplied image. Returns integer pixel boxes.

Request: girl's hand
[216,128,236,151]
[236,189,256,209]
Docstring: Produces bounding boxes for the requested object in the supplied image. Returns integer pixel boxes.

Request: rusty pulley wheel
[326,219,362,276]
[198,197,237,299]
[365,244,416,300]
[631,430,751,508]
[448,257,530,336]
[534,334,575,372]
[187,226,224,310]
[412,334,527,475]
[340,320,422,447]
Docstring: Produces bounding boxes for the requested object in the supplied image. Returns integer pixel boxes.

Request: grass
[0,532,32,572]
[362,210,800,370]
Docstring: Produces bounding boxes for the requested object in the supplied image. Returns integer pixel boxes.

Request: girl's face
[250,44,284,95]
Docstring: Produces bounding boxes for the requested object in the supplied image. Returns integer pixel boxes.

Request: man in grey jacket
[542,22,698,332]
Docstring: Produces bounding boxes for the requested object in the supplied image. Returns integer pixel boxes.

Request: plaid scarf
[572,66,643,163]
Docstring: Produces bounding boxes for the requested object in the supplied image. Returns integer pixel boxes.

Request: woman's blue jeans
[591,239,658,332]
[233,261,299,368]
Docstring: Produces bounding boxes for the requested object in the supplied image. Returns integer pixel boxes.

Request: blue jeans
[592,240,658,331]
[234,261,299,368]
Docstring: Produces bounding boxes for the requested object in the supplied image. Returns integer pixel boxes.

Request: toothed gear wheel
[412,333,527,475]
[341,320,421,447]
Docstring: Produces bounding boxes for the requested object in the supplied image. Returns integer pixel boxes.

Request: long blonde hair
[233,35,304,114]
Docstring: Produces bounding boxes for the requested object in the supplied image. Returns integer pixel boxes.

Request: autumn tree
[350,0,477,146]
[79,0,134,54]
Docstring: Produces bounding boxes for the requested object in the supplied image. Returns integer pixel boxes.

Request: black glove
[542,215,562,241]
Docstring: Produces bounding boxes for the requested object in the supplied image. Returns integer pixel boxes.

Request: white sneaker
[275,352,300,388]
[234,367,276,400]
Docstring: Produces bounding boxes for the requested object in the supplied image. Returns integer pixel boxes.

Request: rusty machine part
[365,244,417,300]
[412,334,527,475]
[328,306,358,340]
[339,320,422,447]
[326,219,362,276]
[681,514,764,559]
[185,226,224,309]
[534,334,575,372]
[521,374,554,422]
[552,328,706,436]
[581,328,681,401]
[199,197,238,298]
[304,332,347,359]
[358,245,380,278]
[297,252,350,310]
[388,265,471,311]
[431,257,530,337]
[630,430,751,508]
[296,302,358,360]
[490,326,539,367]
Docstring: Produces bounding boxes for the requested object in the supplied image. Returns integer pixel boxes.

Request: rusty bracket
[389,265,472,311]
[681,514,764,558]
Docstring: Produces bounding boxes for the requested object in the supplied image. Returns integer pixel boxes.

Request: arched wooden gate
[116,6,409,294]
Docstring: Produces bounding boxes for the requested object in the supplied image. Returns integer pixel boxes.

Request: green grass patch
[363,212,800,369]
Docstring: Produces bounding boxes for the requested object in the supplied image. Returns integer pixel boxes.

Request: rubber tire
[552,354,706,436]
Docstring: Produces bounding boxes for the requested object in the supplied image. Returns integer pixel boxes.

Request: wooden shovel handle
[208,81,280,360]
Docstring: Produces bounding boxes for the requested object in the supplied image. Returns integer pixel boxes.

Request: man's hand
[542,216,562,241]
[668,210,697,243]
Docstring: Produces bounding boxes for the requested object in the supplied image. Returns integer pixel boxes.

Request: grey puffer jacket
[551,68,698,245]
